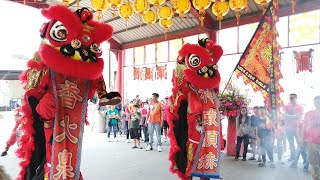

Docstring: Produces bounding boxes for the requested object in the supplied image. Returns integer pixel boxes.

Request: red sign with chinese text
[191,89,220,178]
[50,72,89,180]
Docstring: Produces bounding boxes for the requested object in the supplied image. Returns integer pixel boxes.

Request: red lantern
[134,67,141,80]
[156,65,167,79]
[293,49,314,73]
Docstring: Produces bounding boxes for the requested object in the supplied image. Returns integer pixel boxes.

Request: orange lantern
[159,18,173,36]
[157,5,174,20]
[253,0,271,13]
[143,10,157,25]
[192,0,212,26]
[171,0,178,10]
[229,0,245,25]
[175,0,191,18]
[133,0,150,16]
[59,0,75,6]
[91,0,109,19]
[211,0,229,29]
[108,0,123,17]
[149,0,166,8]
[119,1,134,30]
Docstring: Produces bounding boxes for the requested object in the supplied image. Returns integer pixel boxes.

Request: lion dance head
[39,5,113,80]
[177,38,223,89]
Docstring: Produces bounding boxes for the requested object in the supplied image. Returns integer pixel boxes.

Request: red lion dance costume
[16,5,120,180]
[167,38,224,180]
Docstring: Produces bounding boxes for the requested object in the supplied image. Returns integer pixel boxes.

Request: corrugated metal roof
[207,0,315,21]
[33,0,316,44]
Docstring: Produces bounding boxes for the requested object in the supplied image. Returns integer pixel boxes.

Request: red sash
[190,87,221,178]
[50,70,89,180]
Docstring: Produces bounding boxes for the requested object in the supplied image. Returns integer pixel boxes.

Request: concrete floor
[0,112,311,180]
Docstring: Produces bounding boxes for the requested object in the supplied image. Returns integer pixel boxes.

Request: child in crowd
[130,105,142,149]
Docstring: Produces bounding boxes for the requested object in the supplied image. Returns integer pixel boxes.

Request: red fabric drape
[226,117,237,156]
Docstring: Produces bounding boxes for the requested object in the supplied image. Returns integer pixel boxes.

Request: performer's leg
[144,125,149,142]
[300,142,309,169]
[107,123,111,138]
[265,135,274,163]
[113,124,117,138]
[125,121,130,140]
[235,136,243,158]
[277,135,283,162]
[0,144,10,156]
[286,130,296,160]
[243,135,249,159]
[148,124,155,147]
[307,143,320,180]
[155,124,162,147]
[260,138,267,163]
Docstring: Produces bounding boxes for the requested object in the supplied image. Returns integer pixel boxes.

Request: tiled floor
[0,112,311,180]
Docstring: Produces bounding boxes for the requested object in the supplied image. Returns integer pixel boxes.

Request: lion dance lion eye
[90,43,102,54]
[188,54,201,68]
[49,21,68,42]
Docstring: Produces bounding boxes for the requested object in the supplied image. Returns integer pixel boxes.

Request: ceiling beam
[216,0,320,29]
[12,0,49,8]
[122,26,210,49]
[10,0,124,50]
[189,0,215,30]
[108,38,122,51]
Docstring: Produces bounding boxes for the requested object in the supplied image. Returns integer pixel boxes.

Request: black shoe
[258,162,266,167]
[1,151,8,157]
[242,158,247,161]
[235,157,239,161]
[249,157,256,160]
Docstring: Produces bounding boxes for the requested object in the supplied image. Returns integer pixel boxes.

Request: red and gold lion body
[16,5,120,180]
[167,38,224,180]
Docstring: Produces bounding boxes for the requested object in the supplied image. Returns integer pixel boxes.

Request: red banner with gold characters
[235,2,283,120]
[293,49,314,73]
[50,70,89,180]
[133,65,167,80]
[191,88,220,178]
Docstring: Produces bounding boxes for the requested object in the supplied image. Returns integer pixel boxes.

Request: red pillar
[209,31,217,43]
[116,50,124,99]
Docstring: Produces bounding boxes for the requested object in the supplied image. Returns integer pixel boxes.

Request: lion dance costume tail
[167,38,224,180]
[16,5,121,180]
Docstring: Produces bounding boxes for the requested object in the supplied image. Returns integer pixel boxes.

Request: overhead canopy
[0,70,22,80]
[7,0,320,49]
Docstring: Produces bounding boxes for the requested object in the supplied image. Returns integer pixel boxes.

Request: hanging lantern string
[245,0,249,13]
[291,0,295,13]
[140,16,142,28]
[126,19,128,31]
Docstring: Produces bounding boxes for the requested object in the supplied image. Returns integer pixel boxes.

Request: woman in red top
[1,105,22,156]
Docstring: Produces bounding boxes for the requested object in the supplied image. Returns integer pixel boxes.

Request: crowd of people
[1,93,319,180]
[234,93,320,178]
[98,93,170,152]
